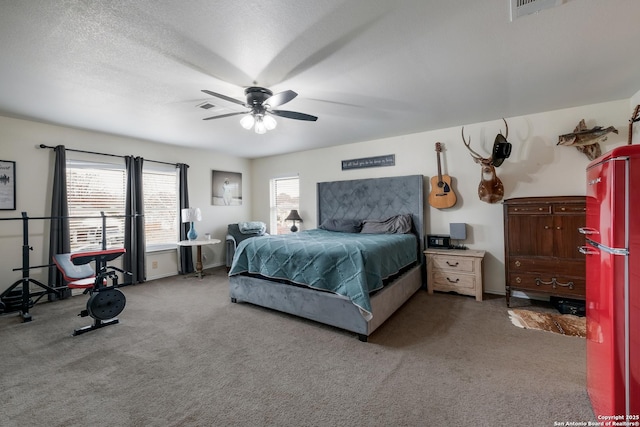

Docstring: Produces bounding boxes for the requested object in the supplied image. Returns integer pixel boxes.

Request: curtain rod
[38,144,181,167]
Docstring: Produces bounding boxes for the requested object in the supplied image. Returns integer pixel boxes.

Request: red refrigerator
[582,145,640,418]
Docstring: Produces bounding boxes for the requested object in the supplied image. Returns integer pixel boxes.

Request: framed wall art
[0,160,16,210]
[212,170,242,206]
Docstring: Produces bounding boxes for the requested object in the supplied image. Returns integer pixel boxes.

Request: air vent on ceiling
[510,0,564,21]
[197,102,215,110]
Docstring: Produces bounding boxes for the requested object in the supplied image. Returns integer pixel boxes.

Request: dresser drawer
[552,204,586,214]
[506,204,551,215]
[508,258,585,277]
[507,272,585,298]
[430,255,476,273]
[432,271,476,293]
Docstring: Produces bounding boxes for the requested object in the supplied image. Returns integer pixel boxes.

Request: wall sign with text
[341,154,395,170]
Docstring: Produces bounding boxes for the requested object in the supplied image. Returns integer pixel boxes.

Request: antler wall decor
[461,118,512,204]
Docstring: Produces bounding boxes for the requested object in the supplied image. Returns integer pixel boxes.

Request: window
[142,165,178,251]
[67,161,126,252]
[270,176,299,235]
[66,160,178,252]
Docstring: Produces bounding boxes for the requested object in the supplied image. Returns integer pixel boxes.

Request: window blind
[67,165,126,252]
[271,177,299,235]
[66,161,178,252]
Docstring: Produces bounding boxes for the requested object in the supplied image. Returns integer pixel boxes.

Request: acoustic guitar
[428,142,457,209]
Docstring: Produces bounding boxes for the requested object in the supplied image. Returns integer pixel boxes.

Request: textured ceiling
[1,0,640,159]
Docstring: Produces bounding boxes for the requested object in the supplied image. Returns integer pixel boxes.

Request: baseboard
[203,262,224,270]
[510,290,550,302]
[484,290,550,302]
[146,271,180,281]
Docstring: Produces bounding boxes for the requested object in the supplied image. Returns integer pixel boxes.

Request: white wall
[250,99,630,296]
[0,115,251,288]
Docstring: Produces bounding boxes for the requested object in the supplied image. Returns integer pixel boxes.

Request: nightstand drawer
[430,255,476,273]
[432,271,476,291]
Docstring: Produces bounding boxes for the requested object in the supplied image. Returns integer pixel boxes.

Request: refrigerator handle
[579,245,598,255]
[578,227,599,235]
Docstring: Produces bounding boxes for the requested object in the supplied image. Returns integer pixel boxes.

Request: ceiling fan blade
[201,89,247,107]
[270,110,318,121]
[203,111,247,121]
[264,90,297,108]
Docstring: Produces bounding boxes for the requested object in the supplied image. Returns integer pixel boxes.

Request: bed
[228,174,425,341]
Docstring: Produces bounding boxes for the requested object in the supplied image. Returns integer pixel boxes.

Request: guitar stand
[53,248,129,336]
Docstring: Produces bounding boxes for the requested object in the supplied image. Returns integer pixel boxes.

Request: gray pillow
[319,218,363,233]
[361,214,413,234]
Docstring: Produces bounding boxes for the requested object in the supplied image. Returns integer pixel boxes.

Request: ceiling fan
[201,87,318,134]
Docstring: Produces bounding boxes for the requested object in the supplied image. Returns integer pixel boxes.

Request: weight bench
[53,248,128,336]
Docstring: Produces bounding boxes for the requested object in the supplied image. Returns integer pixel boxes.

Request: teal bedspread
[228,229,417,317]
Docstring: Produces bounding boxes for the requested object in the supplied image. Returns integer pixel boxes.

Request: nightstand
[425,249,485,301]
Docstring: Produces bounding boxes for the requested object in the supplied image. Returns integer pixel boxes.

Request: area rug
[508,309,586,337]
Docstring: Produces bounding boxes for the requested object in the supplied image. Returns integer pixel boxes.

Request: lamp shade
[263,115,277,130]
[285,210,303,222]
[181,207,202,223]
[240,114,255,130]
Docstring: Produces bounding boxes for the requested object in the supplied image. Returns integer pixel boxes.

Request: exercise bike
[53,248,129,336]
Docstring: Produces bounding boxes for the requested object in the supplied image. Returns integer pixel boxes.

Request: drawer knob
[514,260,521,267]
[515,277,522,284]
[446,261,459,267]
[446,277,460,283]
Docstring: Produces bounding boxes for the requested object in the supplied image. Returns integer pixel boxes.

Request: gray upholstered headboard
[317,175,425,263]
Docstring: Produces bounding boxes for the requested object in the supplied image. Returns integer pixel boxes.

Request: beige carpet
[0,268,595,426]
[508,309,586,337]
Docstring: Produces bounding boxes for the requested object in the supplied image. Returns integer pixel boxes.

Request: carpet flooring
[0,267,595,426]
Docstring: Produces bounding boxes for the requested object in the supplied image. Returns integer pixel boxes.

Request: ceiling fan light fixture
[201,86,316,132]
[240,114,255,130]
[263,115,277,131]
[254,116,267,134]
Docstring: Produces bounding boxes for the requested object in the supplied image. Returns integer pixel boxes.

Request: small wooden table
[177,238,221,279]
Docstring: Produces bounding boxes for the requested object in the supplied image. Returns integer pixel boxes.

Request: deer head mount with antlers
[461,118,512,204]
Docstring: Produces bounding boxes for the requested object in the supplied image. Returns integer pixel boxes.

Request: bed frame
[229,175,425,341]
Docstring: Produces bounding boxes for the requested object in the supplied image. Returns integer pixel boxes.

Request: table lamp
[181,207,202,240]
[285,209,303,232]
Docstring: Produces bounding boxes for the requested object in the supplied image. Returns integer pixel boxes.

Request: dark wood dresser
[503,196,586,306]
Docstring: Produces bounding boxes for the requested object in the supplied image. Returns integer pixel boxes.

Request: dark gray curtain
[177,163,194,274]
[48,145,71,300]
[124,156,146,284]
